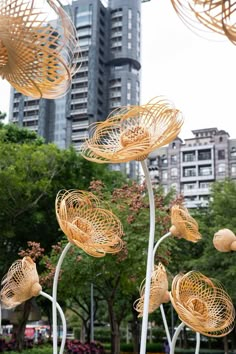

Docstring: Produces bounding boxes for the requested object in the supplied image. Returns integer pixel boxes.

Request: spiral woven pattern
[170,271,235,337]
[80,97,183,163]
[170,204,201,242]
[1,257,42,309]
[55,190,123,257]
[0,0,79,98]
[134,263,169,317]
[171,0,236,44]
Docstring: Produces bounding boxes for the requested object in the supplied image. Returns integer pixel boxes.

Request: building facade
[148,128,236,208]
[9,0,143,178]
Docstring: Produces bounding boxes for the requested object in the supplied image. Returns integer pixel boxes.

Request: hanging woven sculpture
[1,257,42,309]
[0,0,79,98]
[55,189,124,257]
[80,97,183,163]
[170,204,201,242]
[170,271,235,337]
[170,0,236,44]
[213,228,236,252]
[133,263,169,317]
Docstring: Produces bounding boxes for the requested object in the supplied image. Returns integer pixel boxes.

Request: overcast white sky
[1,0,236,139]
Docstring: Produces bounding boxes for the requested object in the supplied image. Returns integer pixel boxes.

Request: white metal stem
[52,242,72,354]
[170,322,185,354]
[40,291,67,354]
[160,304,172,348]
[195,332,200,354]
[152,232,171,269]
[140,160,156,354]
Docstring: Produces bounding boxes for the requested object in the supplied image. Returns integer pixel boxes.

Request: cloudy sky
[1,0,236,139]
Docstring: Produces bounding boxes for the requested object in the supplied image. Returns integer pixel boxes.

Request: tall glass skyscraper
[9,0,142,177]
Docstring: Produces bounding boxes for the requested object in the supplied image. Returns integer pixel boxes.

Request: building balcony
[184,200,209,209]
[71,98,87,105]
[182,188,209,196]
[70,108,87,115]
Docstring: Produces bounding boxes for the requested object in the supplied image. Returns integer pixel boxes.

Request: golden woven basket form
[133,263,170,317]
[170,204,201,242]
[80,97,184,164]
[170,271,235,337]
[170,0,236,44]
[213,229,236,252]
[0,0,79,98]
[1,257,42,309]
[55,189,124,258]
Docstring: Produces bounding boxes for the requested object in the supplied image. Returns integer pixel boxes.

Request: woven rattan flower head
[170,0,236,44]
[55,190,123,257]
[80,97,183,163]
[213,228,236,252]
[0,0,79,98]
[170,204,201,242]
[1,257,42,309]
[170,271,235,337]
[133,263,169,317]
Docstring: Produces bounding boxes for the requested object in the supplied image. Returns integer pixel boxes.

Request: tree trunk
[107,300,120,354]
[223,335,229,354]
[13,300,32,352]
[131,302,140,354]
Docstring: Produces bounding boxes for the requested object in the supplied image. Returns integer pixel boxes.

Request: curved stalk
[170,321,185,354]
[195,332,200,354]
[140,160,156,354]
[152,232,172,348]
[40,291,66,354]
[52,242,72,354]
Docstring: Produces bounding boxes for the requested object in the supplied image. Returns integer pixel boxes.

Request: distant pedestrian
[163,340,170,354]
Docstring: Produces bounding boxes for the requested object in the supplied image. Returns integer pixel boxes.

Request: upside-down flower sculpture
[1,257,42,309]
[170,204,201,242]
[80,97,183,163]
[170,271,235,337]
[55,189,123,257]
[170,0,236,44]
[213,228,236,252]
[133,263,170,317]
[0,0,79,98]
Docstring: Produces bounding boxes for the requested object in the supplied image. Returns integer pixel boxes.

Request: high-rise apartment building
[9,0,142,178]
[148,128,236,208]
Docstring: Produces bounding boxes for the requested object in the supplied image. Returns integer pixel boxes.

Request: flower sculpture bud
[1,257,42,309]
[55,190,123,257]
[170,271,235,337]
[170,204,201,242]
[213,229,236,252]
[133,263,169,317]
[81,97,183,163]
[0,0,80,98]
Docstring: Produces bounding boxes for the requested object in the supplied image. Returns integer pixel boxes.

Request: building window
[172,142,176,149]
[171,155,177,164]
[162,171,168,180]
[183,152,195,162]
[199,182,210,189]
[183,167,196,177]
[231,147,236,157]
[198,149,211,160]
[218,150,225,160]
[231,164,236,175]
[199,165,212,176]
[219,137,223,143]
[184,183,196,190]
[218,163,226,176]
[171,168,178,178]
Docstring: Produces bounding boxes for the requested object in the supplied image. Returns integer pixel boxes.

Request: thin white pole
[140,160,156,354]
[170,322,185,354]
[152,232,172,348]
[90,283,94,341]
[195,332,200,354]
[52,242,72,354]
[40,291,67,354]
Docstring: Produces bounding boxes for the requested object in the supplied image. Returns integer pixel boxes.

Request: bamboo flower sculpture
[213,228,236,252]
[134,263,170,317]
[55,189,123,257]
[0,0,79,98]
[170,204,202,242]
[80,97,184,163]
[170,0,236,44]
[170,271,235,337]
[0,257,42,309]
